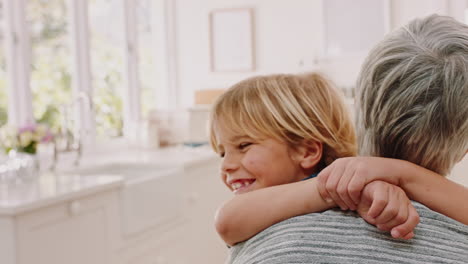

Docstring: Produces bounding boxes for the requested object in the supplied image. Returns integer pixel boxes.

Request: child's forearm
[398,161,468,225]
[215,179,334,246]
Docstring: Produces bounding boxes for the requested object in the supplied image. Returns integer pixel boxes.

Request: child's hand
[317,157,402,211]
[357,181,420,239]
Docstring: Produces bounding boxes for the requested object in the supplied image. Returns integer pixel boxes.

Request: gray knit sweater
[229,202,468,264]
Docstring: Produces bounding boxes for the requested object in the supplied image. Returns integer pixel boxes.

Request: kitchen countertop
[0,145,219,216]
[78,145,219,169]
[0,173,123,216]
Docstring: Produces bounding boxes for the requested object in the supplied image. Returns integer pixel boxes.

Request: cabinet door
[181,160,231,263]
[17,191,120,264]
[121,159,231,264]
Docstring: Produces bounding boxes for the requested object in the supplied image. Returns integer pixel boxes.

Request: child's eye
[238,142,252,150]
[219,152,225,158]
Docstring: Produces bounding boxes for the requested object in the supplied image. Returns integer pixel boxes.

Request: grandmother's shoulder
[411,201,468,235]
[228,205,468,264]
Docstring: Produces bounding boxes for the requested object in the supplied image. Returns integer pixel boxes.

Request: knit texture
[229,202,468,264]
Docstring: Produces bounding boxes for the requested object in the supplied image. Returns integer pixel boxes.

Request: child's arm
[316,157,468,225]
[215,179,418,246]
[215,179,330,246]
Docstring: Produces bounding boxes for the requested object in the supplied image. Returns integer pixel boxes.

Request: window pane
[0,0,7,126]
[89,0,124,137]
[137,0,156,119]
[27,0,72,130]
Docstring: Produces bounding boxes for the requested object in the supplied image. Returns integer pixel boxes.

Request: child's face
[215,123,307,195]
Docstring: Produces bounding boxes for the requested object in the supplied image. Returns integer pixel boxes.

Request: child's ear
[294,140,323,170]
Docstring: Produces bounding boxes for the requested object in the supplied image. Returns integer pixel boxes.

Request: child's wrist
[396,159,419,190]
[310,180,336,208]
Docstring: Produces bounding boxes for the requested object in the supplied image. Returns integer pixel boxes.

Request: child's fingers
[347,171,366,206]
[402,231,415,240]
[389,203,420,239]
[325,163,348,210]
[376,196,409,232]
[317,165,333,203]
[374,190,401,227]
[336,165,358,210]
[367,187,388,219]
[392,229,415,240]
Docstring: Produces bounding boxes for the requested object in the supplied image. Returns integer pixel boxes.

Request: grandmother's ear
[293,140,323,169]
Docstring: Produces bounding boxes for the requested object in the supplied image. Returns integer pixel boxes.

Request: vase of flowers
[0,123,54,155]
[0,124,53,178]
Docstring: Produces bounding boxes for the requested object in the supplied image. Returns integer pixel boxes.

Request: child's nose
[221,152,240,173]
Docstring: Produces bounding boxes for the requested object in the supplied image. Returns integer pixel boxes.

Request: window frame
[3,0,33,126]
[1,0,151,147]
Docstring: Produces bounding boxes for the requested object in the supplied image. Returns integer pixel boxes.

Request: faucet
[50,92,92,170]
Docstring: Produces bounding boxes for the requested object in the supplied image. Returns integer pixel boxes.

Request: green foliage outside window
[0,1,7,127]
[29,0,71,131]
[0,0,124,137]
[89,0,124,137]
[89,23,124,137]
[91,48,124,137]
[0,53,7,127]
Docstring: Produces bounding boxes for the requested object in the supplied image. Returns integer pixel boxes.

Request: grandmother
[228,14,468,264]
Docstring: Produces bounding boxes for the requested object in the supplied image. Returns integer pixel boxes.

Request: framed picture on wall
[209,8,255,72]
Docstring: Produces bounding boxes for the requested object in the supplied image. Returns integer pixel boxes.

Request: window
[0,0,7,126]
[89,0,124,137]
[27,0,72,130]
[137,0,156,119]
[0,0,158,142]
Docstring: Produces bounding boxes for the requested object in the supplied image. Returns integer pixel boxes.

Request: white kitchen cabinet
[0,147,230,264]
[118,155,231,264]
[0,190,121,264]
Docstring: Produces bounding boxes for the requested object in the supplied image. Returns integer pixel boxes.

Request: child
[210,73,419,246]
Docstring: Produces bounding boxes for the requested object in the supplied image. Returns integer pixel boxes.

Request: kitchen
[0,0,467,263]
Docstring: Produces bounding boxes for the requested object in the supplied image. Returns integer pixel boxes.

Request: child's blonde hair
[210,73,356,169]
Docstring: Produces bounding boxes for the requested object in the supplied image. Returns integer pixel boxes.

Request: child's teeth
[232,182,242,190]
[231,180,254,191]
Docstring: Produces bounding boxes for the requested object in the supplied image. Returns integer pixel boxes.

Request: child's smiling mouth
[231,179,256,194]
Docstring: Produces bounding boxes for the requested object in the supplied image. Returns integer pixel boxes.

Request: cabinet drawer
[16,191,120,264]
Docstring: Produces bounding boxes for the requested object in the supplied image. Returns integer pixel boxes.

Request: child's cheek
[243,153,269,174]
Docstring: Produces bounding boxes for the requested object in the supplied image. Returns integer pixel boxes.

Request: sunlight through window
[89,0,124,137]
[27,0,72,130]
[137,0,156,119]
[0,0,8,126]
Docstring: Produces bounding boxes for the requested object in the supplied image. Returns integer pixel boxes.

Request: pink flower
[42,131,54,143]
[18,124,37,134]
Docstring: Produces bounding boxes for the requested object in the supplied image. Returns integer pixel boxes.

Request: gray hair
[356,14,468,175]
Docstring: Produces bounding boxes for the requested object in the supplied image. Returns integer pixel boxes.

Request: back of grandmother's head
[356,14,468,175]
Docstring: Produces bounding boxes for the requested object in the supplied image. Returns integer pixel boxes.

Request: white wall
[174,0,323,107]
[449,155,468,186]
[390,0,448,29]
[391,0,467,28]
[168,0,467,108]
